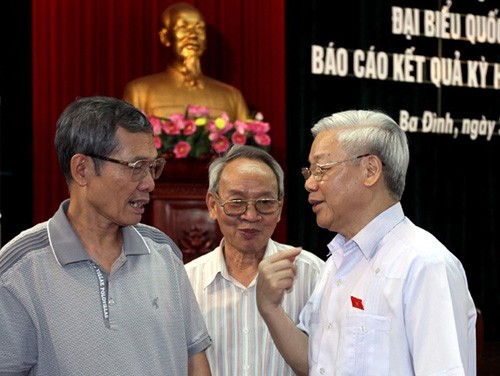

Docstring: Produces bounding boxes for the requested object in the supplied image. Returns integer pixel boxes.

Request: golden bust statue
[123,2,250,120]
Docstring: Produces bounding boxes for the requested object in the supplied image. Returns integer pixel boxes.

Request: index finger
[269,247,302,263]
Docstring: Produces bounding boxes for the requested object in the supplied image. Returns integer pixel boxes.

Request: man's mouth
[182,41,200,50]
[309,199,323,211]
[239,228,259,239]
[129,200,148,208]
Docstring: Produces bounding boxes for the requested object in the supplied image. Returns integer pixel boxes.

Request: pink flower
[173,141,191,158]
[234,120,249,134]
[188,105,211,117]
[147,107,270,158]
[170,113,185,123]
[166,113,186,133]
[208,132,219,142]
[211,135,230,154]
[154,135,162,149]
[231,132,247,145]
[148,116,163,136]
[253,133,271,146]
[183,120,196,135]
[249,120,270,134]
[163,120,181,135]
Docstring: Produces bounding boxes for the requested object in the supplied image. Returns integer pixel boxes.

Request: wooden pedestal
[142,157,222,263]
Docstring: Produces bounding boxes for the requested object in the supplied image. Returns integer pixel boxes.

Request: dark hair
[208,145,284,199]
[54,96,153,183]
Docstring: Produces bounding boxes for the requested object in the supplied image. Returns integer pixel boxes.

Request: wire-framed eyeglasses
[214,193,282,216]
[88,154,166,181]
[301,153,371,182]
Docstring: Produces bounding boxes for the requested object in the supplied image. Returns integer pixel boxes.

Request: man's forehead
[218,164,278,194]
[172,9,203,24]
[309,131,342,161]
[161,5,203,27]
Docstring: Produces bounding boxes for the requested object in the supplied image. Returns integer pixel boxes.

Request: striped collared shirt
[185,239,324,376]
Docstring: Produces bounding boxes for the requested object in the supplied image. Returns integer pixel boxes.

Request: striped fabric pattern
[185,239,325,376]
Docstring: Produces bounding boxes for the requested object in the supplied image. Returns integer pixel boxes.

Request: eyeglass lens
[132,159,166,180]
[301,166,322,181]
[222,199,280,215]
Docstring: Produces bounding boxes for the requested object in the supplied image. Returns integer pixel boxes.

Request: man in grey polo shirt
[0,96,212,375]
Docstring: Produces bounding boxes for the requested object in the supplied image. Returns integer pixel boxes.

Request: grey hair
[208,145,284,199]
[55,96,153,184]
[311,110,409,200]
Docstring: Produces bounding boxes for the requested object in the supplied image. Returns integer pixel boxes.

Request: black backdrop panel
[286,0,500,340]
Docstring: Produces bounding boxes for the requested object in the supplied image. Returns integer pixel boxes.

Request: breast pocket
[337,313,392,376]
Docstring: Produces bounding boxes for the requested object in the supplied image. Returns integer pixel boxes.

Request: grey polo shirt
[0,200,211,376]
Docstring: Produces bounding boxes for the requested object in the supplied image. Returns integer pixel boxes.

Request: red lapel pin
[351,296,364,310]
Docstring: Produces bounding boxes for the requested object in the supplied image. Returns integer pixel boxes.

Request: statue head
[159,3,207,86]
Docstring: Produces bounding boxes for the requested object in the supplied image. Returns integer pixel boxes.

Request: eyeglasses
[214,193,282,216]
[88,154,166,181]
[301,154,371,182]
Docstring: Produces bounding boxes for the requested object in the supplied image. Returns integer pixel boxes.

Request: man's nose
[240,202,261,220]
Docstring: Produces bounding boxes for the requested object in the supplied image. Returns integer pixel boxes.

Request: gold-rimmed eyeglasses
[301,154,371,182]
[214,193,281,216]
[88,154,166,181]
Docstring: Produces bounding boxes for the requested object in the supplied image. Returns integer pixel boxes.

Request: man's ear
[364,154,383,188]
[205,192,218,220]
[159,27,170,47]
[70,154,92,187]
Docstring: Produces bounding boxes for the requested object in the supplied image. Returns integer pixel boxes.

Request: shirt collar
[194,238,224,290]
[327,202,405,260]
[48,199,150,266]
[201,238,277,290]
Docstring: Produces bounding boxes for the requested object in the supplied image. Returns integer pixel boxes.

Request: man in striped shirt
[185,145,324,375]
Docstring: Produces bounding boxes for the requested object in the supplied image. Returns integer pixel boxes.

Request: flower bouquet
[147,105,271,159]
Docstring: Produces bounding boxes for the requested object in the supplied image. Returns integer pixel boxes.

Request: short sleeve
[0,285,37,374]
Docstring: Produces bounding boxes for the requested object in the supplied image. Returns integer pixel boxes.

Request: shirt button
[327,322,333,329]
[375,267,381,274]
[108,298,115,305]
[243,329,249,334]
[320,368,326,374]
[336,280,342,286]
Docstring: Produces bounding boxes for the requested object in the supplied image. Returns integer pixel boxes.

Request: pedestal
[143,155,222,263]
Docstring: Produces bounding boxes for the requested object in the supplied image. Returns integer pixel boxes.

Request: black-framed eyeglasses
[88,154,166,181]
[301,153,372,182]
[214,193,282,216]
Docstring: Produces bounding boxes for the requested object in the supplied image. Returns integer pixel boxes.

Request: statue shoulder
[202,75,244,95]
[125,71,170,90]
[201,76,249,120]
[123,71,172,109]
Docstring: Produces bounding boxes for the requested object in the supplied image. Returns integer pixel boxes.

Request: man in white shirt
[256,110,477,376]
[185,145,324,375]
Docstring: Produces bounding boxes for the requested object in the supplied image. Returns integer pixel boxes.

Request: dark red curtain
[32,0,286,239]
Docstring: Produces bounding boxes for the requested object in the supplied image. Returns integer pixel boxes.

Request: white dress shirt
[185,239,324,376]
[297,203,477,376]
